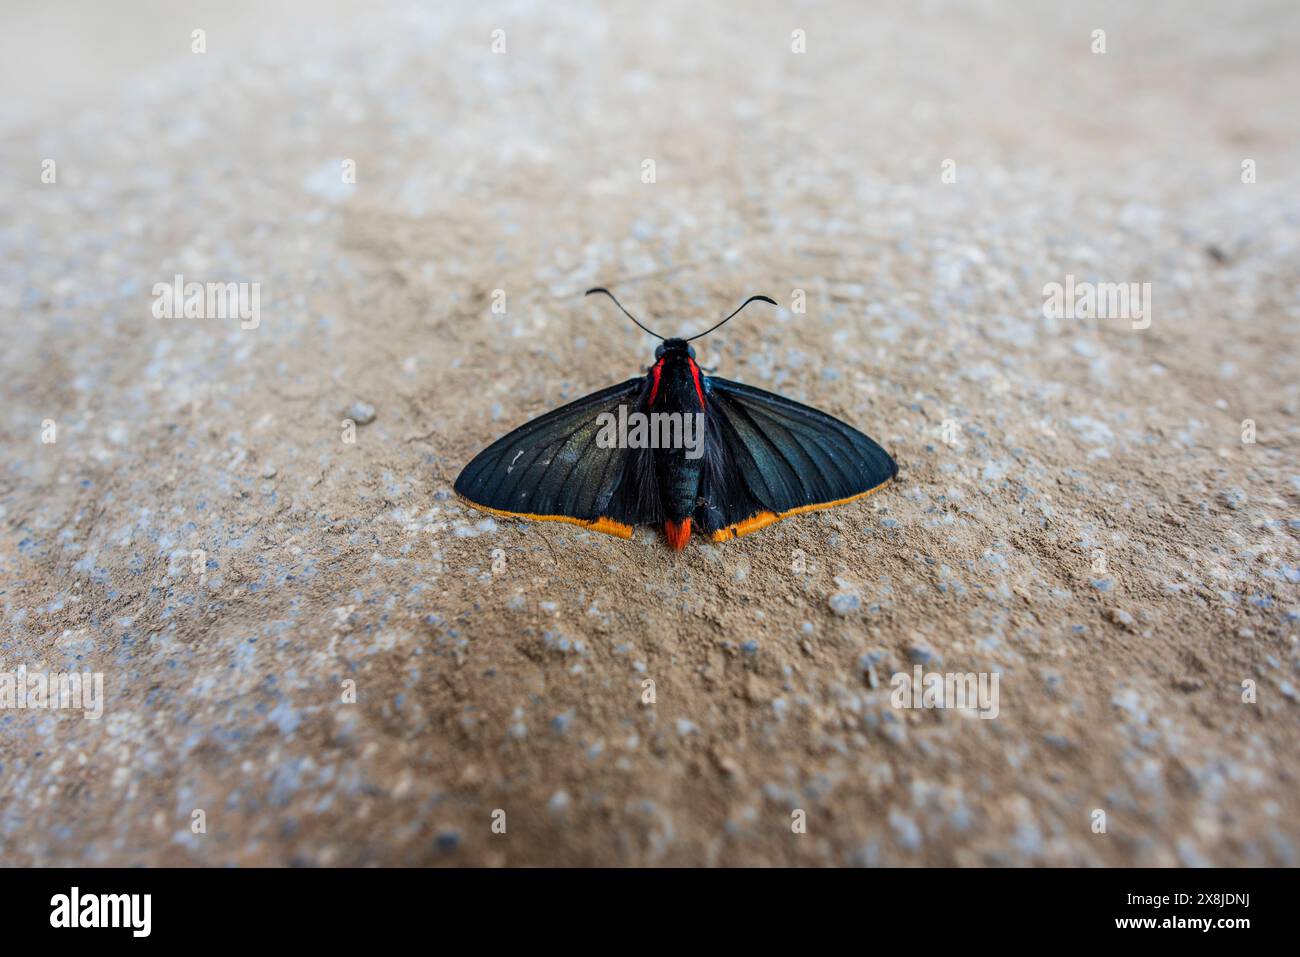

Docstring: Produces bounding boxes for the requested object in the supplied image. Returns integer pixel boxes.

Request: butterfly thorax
[646,350,705,414]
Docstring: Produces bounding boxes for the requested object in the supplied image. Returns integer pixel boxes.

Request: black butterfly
[454,288,897,549]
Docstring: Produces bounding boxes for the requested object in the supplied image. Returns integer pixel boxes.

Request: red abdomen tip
[664,519,691,550]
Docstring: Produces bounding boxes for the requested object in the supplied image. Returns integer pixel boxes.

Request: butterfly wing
[454,378,651,538]
[698,376,896,541]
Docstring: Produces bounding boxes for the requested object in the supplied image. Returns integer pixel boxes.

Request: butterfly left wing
[698,376,897,541]
[454,378,649,539]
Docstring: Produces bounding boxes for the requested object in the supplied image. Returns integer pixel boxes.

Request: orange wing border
[456,496,634,540]
[710,478,893,542]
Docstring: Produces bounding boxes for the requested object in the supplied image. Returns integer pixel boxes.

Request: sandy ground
[1,1,1299,866]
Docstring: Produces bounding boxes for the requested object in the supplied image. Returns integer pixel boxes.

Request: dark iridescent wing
[454,378,651,538]
[698,376,897,540]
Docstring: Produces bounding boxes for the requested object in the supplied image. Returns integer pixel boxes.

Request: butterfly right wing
[697,376,897,540]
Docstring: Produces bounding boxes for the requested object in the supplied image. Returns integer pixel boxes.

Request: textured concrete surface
[1,1,1298,866]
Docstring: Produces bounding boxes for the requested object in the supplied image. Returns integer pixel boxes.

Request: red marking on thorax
[688,359,706,407]
[648,358,664,406]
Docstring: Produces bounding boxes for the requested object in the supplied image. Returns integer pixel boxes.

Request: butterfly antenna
[685,295,777,342]
[584,287,665,340]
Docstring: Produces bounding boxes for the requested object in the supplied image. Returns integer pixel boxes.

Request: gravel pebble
[346,401,376,425]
